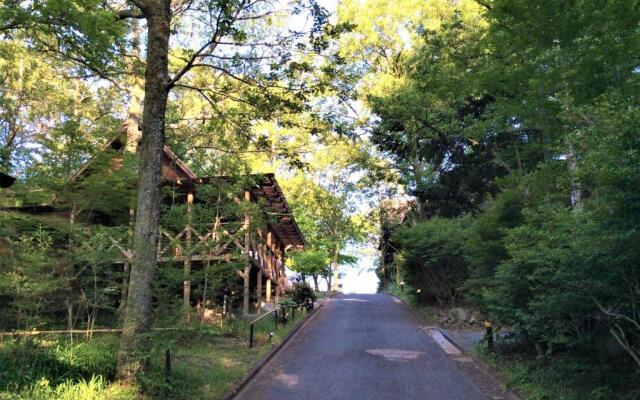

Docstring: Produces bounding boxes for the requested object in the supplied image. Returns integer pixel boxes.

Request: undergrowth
[0,306,313,399]
[478,343,640,400]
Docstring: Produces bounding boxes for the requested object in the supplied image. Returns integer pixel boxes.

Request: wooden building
[98,136,305,316]
[6,134,304,317]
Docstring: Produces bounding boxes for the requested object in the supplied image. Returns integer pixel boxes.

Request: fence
[248,300,314,348]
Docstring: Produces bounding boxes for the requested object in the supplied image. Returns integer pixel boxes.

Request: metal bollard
[484,321,494,351]
[165,349,171,377]
[249,323,254,348]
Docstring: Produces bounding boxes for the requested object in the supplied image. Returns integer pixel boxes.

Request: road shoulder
[389,293,521,400]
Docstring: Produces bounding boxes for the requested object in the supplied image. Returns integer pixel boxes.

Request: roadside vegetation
[0,303,314,400]
[348,1,640,399]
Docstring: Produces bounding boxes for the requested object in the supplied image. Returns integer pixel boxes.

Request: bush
[287,282,317,305]
[393,217,470,305]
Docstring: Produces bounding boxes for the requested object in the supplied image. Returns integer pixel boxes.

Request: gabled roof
[160,145,197,180]
[70,135,197,183]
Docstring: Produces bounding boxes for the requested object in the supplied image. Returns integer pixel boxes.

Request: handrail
[248,300,314,348]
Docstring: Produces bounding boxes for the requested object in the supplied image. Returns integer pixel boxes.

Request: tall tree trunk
[1,122,18,172]
[118,20,143,318]
[117,4,171,382]
[124,19,144,153]
[312,274,319,291]
[331,243,340,292]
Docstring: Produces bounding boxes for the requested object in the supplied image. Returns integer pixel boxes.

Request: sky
[340,246,379,293]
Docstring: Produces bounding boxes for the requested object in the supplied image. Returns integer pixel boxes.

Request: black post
[249,323,254,348]
[292,306,296,320]
[400,282,404,292]
[165,349,171,377]
[274,309,278,329]
[485,321,494,351]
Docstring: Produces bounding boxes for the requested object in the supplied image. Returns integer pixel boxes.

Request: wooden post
[183,192,193,321]
[485,321,494,351]
[165,348,171,377]
[256,269,262,312]
[265,232,273,304]
[243,190,251,315]
[274,268,280,304]
[276,248,285,297]
[266,278,272,303]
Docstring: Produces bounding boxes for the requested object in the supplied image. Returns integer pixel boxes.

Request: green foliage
[355,0,640,394]
[0,336,118,396]
[12,375,109,400]
[393,217,470,305]
[287,282,317,304]
[479,346,640,400]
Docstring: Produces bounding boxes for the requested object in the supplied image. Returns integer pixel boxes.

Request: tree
[3,0,336,381]
[355,0,640,378]
[289,250,329,291]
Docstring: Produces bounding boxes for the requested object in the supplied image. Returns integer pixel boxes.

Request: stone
[470,310,486,322]
[449,307,468,323]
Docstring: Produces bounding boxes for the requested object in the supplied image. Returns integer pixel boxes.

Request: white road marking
[273,373,299,387]
[366,348,424,362]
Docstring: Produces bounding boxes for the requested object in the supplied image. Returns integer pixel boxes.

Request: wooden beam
[243,190,251,316]
[183,191,194,321]
[256,267,262,311]
[266,278,272,303]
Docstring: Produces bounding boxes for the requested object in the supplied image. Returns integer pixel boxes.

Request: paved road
[235,293,497,400]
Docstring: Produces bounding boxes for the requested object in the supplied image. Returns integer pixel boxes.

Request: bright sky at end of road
[339,242,379,294]
[340,255,378,294]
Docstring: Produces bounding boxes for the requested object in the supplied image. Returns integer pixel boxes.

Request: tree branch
[473,0,493,11]
[117,8,147,20]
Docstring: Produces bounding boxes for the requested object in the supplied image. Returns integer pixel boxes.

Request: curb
[388,293,521,400]
[437,330,522,400]
[223,303,326,400]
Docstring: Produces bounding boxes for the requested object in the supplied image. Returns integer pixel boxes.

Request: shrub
[287,282,317,305]
[393,217,470,305]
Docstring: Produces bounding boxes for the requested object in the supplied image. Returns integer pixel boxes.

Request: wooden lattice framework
[100,140,305,315]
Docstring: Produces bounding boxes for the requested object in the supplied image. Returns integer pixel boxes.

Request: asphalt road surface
[235,293,506,400]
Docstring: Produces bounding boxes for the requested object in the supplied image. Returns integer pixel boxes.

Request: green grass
[0,308,313,400]
[0,335,134,400]
[144,307,311,399]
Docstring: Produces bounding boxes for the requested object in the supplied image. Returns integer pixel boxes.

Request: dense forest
[1,0,640,399]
